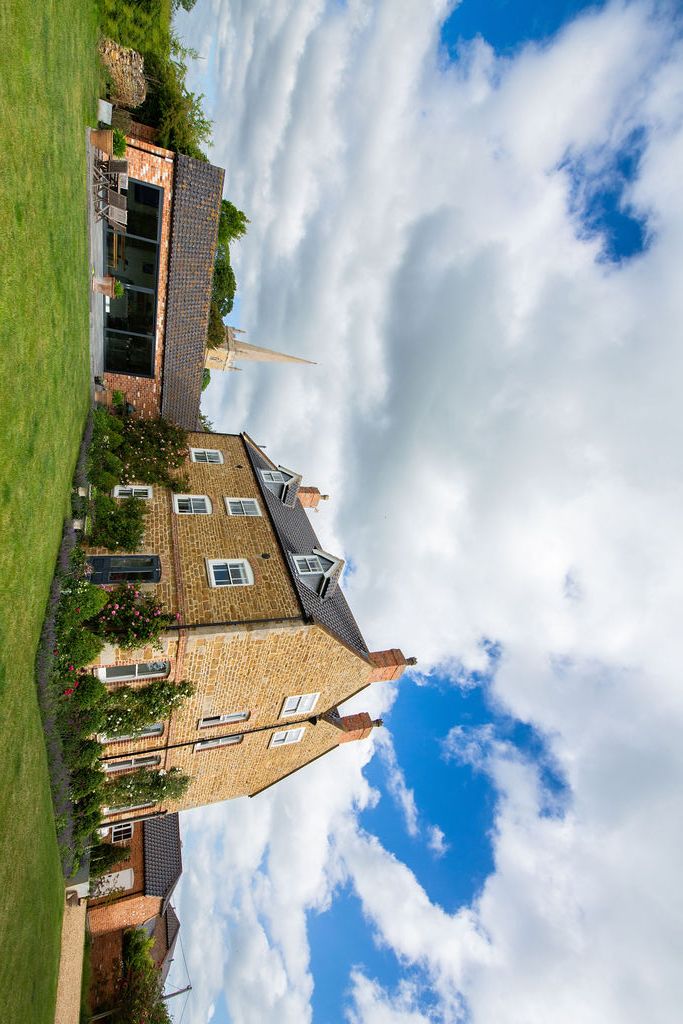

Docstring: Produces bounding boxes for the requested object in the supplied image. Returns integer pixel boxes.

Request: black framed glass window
[88,555,161,584]
[105,180,163,378]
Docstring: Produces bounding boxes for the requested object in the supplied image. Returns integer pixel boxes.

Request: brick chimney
[332,712,383,743]
[367,649,417,683]
[298,487,329,509]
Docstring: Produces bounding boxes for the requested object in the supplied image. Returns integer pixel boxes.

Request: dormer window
[260,466,302,507]
[292,549,344,598]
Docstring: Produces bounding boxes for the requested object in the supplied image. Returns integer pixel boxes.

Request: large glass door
[105,180,163,378]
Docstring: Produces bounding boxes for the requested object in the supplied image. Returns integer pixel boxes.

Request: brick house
[85,432,414,828]
[88,814,182,1008]
[102,136,224,427]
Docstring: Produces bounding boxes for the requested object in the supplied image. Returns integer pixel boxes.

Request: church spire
[205,325,317,372]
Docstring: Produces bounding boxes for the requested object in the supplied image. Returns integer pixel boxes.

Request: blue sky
[167,1,683,1021]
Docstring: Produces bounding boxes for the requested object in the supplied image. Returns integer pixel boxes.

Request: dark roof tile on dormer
[243,437,369,660]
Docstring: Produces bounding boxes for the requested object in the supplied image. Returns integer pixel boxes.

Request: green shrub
[168,472,190,493]
[117,926,172,1024]
[112,127,127,157]
[104,678,194,737]
[92,469,119,493]
[90,493,146,551]
[137,47,212,160]
[90,840,131,879]
[70,766,105,801]
[92,584,176,650]
[105,766,191,808]
[70,673,108,710]
[64,738,102,771]
[56,629,104,673]
[57,579,109,633]
[64,703,107,738]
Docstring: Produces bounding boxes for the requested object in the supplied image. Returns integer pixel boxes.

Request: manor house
[86,432,414,830]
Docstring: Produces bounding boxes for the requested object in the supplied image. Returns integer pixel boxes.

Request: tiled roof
[161,905,181,983]
[243,437,370,660]
[161,155,225,429]
[143,813,182,910]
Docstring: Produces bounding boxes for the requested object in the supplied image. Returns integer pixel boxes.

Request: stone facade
[85,432,413,824]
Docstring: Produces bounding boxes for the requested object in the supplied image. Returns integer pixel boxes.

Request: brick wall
[88,822,145,910]
[103,137,174,418]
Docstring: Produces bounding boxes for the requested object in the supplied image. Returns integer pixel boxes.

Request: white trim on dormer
[292,548,344,598]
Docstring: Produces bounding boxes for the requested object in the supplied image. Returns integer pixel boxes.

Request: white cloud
[345,970,434,1024]
[375,730,420,838]
[426,826,449,859]
[170,0,683,1021]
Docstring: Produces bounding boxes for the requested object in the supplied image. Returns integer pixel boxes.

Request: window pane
[212,563,230,585]
[105,331,154,376]
[127,182,161,240]
[105,665,135,680]
[108,555,159,583]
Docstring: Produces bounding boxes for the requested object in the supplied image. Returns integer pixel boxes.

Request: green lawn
[0,1,99,1020]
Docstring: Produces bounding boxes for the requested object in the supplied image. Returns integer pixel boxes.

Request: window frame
[293,554,323,576]
[173,494,212,515]
[205,558,254,588]
[199,712,250,728]
[113,485,153,500]
[103,755,161,773]
[99,661,170,684]
[270,727,306,748]
[102,801,154,815]
[111,822,134,843]
[224,497,262,517]
[280,693,320,717]
[194,734,244,752]
[87,555,161,585]
[261,469,286,484]
[190,448,223,464]
[100,723,164,744]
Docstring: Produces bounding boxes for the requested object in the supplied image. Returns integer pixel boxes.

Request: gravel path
[54,897,87,1024]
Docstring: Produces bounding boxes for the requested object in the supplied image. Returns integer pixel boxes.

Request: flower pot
[93,275,117,298]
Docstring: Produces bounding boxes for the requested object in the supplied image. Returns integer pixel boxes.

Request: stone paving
[54,897,87,1024]
[86,128,105,386]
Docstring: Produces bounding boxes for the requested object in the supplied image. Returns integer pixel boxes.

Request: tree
[218,200,250,245]
[206,300,226,348]
[212,248,236,317]
[202,368,211,391]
